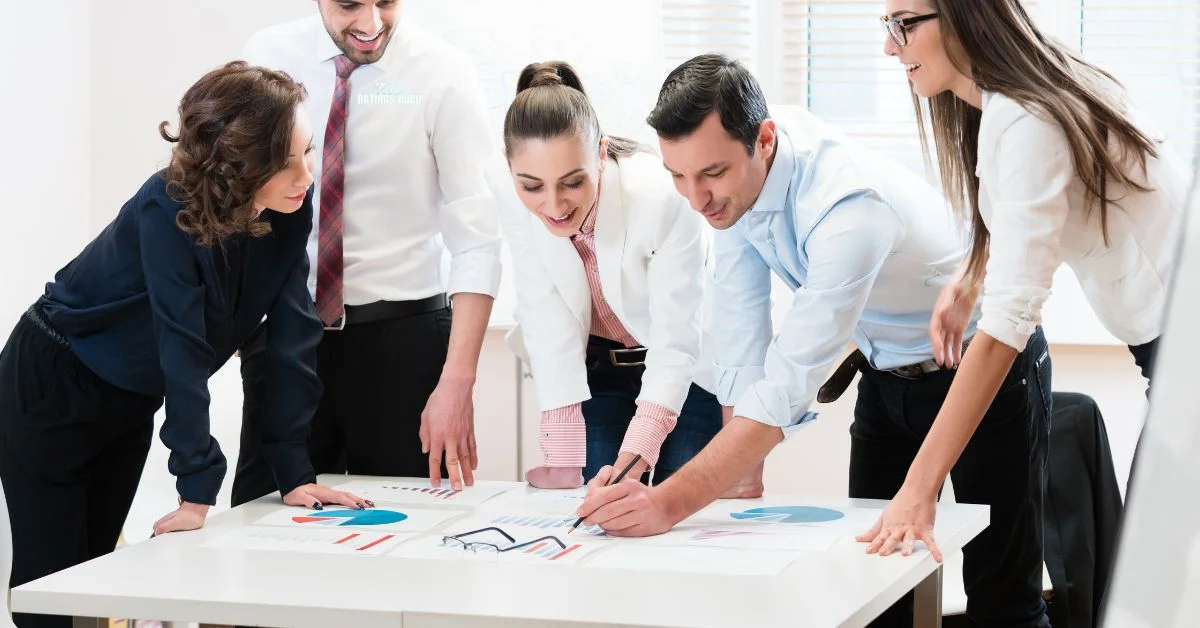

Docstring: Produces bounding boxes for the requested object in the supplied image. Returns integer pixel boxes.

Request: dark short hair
[159,61,307,247]
[646,54,768,153]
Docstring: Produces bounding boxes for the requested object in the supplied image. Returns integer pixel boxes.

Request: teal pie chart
[291,509,408,526]
[730,506,845,524]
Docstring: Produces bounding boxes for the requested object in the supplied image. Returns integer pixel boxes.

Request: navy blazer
[39,171,321,505]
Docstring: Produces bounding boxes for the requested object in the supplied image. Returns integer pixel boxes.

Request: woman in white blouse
[861,0,1189,559]
[493,61,722,489]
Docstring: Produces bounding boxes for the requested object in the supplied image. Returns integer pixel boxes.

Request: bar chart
[490,514,604,536]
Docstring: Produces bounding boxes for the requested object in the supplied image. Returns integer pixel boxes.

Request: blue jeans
[580,336,722,484]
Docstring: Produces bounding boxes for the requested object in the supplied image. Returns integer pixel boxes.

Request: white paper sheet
[479,487,589,514]
[389,527,607,565]
[204,527,415,557]
[639,522,841,552]
[694,500,884,534]
[334,480,512,507]
[585,544,804,576]
[252,505,462,533]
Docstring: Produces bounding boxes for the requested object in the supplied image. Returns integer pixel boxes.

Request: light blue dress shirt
[713,106,977,435]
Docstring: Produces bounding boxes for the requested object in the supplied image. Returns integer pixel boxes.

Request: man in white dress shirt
[232,0,501,505]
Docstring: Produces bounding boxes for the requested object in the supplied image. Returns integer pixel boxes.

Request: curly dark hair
[158,61,308,247]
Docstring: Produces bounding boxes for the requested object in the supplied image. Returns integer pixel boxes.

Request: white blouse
[975,90,1190,350]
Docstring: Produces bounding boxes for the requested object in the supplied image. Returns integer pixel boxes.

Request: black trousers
[852,328,1053,628]
[1128,337,1158,386]
[231,306,452,506]
[0,308,162,628]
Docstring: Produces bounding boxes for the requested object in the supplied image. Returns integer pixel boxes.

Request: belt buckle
[324,314,347,331]
[609,348,645,367]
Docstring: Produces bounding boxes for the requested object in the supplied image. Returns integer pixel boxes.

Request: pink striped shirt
[538,206,678,469]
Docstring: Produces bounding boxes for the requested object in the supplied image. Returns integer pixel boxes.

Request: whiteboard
[1101,144,1200,627]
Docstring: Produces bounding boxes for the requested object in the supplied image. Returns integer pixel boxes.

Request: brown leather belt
[817,337,972,403]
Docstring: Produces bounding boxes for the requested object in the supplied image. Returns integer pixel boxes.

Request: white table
[13,476,987,628]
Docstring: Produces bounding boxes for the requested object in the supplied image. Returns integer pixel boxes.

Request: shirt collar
[573,186,601,239]
[748,123,797,214]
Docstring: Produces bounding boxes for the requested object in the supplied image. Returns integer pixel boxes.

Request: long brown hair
[503,61,646,161]
[159,61,307,248]
[914,0,1158,280]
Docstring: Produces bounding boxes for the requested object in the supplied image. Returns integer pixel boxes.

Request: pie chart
[730,506,845,524]
[291,509,408,526]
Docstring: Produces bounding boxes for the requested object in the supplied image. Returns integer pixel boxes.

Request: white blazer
[975,90,1190,349]
[490,150,715,413]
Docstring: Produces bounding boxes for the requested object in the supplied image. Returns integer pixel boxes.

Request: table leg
[70,618,102,628]
[913,564,943,628]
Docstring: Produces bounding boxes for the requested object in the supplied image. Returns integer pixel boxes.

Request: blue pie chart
[292,509,408,526]
[730,506,845,524]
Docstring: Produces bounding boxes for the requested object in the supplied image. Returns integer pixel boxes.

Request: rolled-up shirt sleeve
[978,112,1072,351]
[711,226,773,407]
[733,196,902,436]
[430,57,502,298]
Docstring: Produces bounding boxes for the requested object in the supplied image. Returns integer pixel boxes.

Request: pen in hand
[567,453,643,534]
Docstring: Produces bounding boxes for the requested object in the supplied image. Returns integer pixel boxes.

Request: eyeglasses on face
[880,12,939,47]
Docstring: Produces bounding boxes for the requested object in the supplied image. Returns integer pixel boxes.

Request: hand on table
[855,483,942,562]
[284,483,372,510]
[152,501,209,536]
[420,377,478,491]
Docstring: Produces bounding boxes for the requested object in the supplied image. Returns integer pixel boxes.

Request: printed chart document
[586,544,805,576]
[335,479,512,507]
[391,517,609,565]
[204,527,415,557]
[639,522,841,552]
[695,499,884,534]
[480,486,589,514]
[253,505,463,533]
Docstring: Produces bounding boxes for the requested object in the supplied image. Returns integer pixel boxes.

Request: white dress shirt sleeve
[427,60,502,298]
[978,111,1072,351]
[711,225,774,408]
[733,196,902,434]
[639,196,707,412]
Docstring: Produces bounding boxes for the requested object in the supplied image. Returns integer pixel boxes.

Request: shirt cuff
[447,246,502,298]
[978,286,1049,351]
[733,379,820,439]
[175,459,228,506]
[619,402,678,467]
[715,364,766,406]
[539,404,587,467]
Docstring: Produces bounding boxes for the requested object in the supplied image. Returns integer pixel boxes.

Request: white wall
[0,0,92,334]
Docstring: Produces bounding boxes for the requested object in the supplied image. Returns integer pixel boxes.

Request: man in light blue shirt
[578,55,1053,628]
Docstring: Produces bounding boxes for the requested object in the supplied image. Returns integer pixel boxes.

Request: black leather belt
[584,336,647,368]
[25,304,68,347]
[327,294,449,330]
[816,337,973,403]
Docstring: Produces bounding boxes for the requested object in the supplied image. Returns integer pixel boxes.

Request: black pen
[567,453,642,534]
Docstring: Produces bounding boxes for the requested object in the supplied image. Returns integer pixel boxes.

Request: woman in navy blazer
[0,61,364,627]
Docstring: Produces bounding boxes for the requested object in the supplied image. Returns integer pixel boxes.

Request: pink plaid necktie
[316,55,359,327]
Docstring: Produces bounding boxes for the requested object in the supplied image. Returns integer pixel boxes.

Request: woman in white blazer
[863,0,1189,557]
[494,61,721,489]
